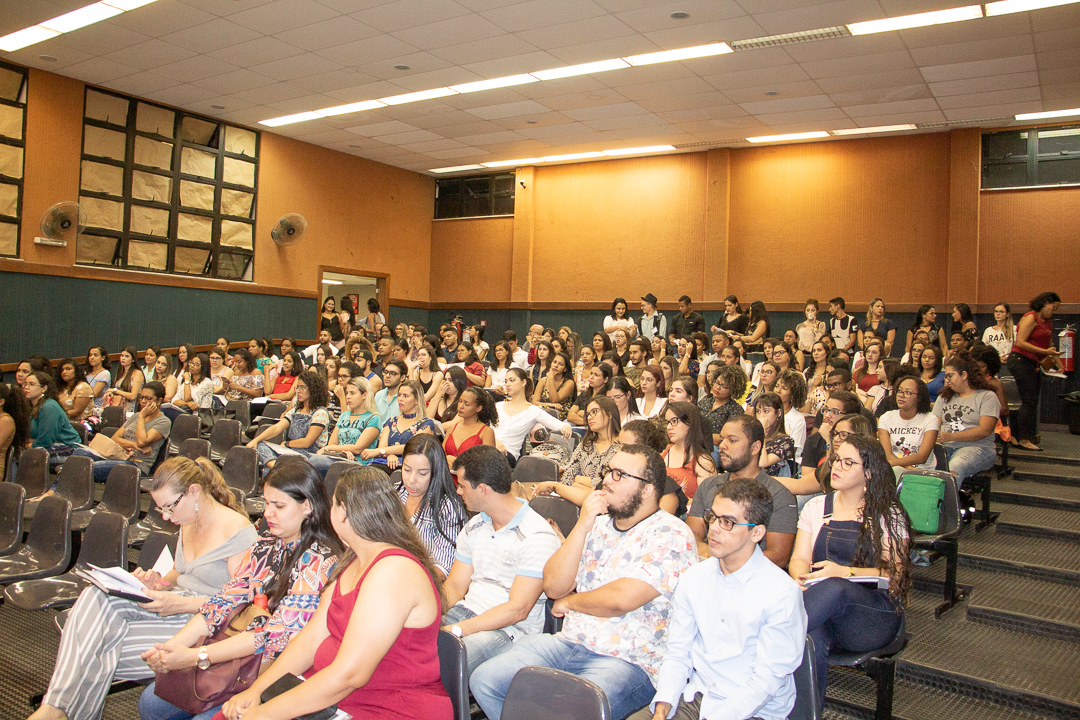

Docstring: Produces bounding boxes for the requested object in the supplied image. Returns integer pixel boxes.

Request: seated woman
[756,392,797,478]
[528,340,554,388]
[467,324,489,361]
[443,386,498,467]
[24,372,82,472]
[650,333,668,365]
[667,377,698,405]
[141,346,160,382]
[247,339,272,378]
[771,341,797,376]
[483,341,513,398]
[775,370,809,463]
[803,340,830,404]
[139,458,342,720]
[951,303,978,344]
[225,350,265,403]
[106,346,145,412]
[748,337,777,388]
[493,369,572,464]
[208,348,234,397]
[618,420,686,517]
[0,382,31,482]
[395,435,467,577]
[612,328,632,368]
[661,401,715,499]
[783,329,806,370]
[55,358,95,423]
[154,355,179,404]
[249,371,331,474]
[606,376,644,426]
[901,338,927,367]
[532,396,621,505]
[746,360,780,410]
[934,352,1000,490]
[28,457,256,720]
[168,353,215,419]
[698,364,747,448]
[635,364,667,418]
[366,381,437,471]
[175,345,196,382]
[591,331,612,360]
[566,363,612,425]
[84,346,112,411]
[972,345,1010,439]
[785,395,873,511]
[789,434,911,707]
[323,355,342,403]
[413,344,446,405]
[675,336,699,380]
[853,339,885,397]
[877,375,939,480]
[221,467,452,720]
[864,358,905,417]
[919,346,945,402]
[600,350,625,379]
[658,354,679,388]
[311,377,382,474]
[428,366,467,424]
[264,351,302,405]
[532,351,576,421]
[904,305,947,358]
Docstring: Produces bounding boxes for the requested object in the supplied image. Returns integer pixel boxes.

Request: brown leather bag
[153,604,268,714]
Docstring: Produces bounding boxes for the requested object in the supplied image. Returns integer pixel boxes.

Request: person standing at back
[828,297,857,353]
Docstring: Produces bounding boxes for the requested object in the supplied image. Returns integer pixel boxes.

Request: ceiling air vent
[731,26,850,51]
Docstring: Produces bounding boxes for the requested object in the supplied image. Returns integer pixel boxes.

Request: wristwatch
[197,646,211,670]
[450,625,463,638]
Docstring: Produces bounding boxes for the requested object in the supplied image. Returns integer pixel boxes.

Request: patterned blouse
[698,397,744,440]
[371,416,437,466]
[763,435,796,477]
[395,484,466,575]
[541,379,576,421]
[560,440,621,487]
[201,534,338,659]
[284,406,332,449]
[59,381,95,422]
[225,372,264,402]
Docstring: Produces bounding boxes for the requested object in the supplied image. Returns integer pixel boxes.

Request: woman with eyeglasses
[30,457,256,720]
[661,401,715,499]
[248,370,332,474]
[877,376,939,480]
[789,434,911,706]
[532,396,621,506]
[698,364,747,448]
[24,371,83,472]
[783,392,866,509]
[933,352,1000,490]
[367,380,437,472]
[606,376,644,427]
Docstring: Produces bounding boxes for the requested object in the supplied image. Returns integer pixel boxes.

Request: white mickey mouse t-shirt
[879,410,941,469]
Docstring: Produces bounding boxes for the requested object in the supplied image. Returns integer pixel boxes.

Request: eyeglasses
[382,370,400,377]
[895,389,917,398]
[834,456,862,470]
[607,392,626,401]
[825,380,845,390]
[703,509,756,531]
[155,493,184,515]
[586,408,604,418]
[832,430,852,442]
[602,465,647,484]
[823,407,844,417]
[666,414,689,427]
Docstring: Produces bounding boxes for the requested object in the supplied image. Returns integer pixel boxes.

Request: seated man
[632,477,807,720]
[444,445,561,677]
[71,381,171,482]
[301,329,339,363]
[470,445,697,720]
[624,339,650,389]
[813,369,877,430]
[687,415,797,567]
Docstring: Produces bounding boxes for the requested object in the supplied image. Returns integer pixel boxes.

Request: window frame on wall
[0,62,28,259]
[434,172,515,219]
[982,124,1080,190]
[76,86,260,281]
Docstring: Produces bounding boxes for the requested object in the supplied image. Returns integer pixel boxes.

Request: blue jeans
[943,443,996,488]
[443,604,514,679]
[306,453,360,477]
[70,447,139,483]
[255,441,314,476]
[470,634,655,720]
[803,578,903,706]
[138,681,221,720]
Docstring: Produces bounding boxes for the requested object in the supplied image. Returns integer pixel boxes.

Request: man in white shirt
[503,330,529,370]
[444,446,561,677]
[640,293,668,342]
[301,329,338,363]
[633,477,807,720]
[828,297,857,353]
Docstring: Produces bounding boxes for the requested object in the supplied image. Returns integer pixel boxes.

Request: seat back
[222,446,259,494]
[225,400,251,432]
[323,461,356,497]
[76,510,128,569]
[263,402,287,420]
[389,469,403,486]
[0,482,26,556]
[1001,375,1022,411]
[528,495,580,537]
[169,413,201,446]
[149,438,171,475]
[209,419,242,456]
[100,463,141,522]
[25,495,72,568]
[513,456,558,485]
[179,438,211,461]
[437,630,470,720]
[932,444,949,471]
[100,405,126,428]
[502,666,610,720]
[70,422,88,444]
[14,447,49,498]
[55,455,94,511]
[790,635,820,720]
[138,531,179,571]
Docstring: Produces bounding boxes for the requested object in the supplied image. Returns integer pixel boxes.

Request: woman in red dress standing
[1007,291,1062,451]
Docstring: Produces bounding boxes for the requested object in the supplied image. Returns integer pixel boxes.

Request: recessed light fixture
[624,42,732,66]
[39,55,58,62]
[0,0,159,52]
[986,0,1080,15]
[450,74,538,93]
[318,99,386,117]
[260,111,324,127]
[0,27,61,52]
[322,279,343,285]
[379,87,457,105]
[830,124,917,135]
[765,90,780,96]
[746,131,830,143]
[671,11,690,19]
[601,145,676,156]
[211,104,225,109]
[847,5,983,35]
[1015,107,1080,120]
[394,65,410,71]
[481,157,541,168]
[530,58,629,80]
[430,164,485,173]
[539,151,606,162]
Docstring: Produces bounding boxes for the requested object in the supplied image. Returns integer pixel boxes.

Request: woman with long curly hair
[789,433,911,706]
[933,351,1000,489]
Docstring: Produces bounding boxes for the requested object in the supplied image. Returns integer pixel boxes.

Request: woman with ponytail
[139,457,342,720]
[30,457,256,720]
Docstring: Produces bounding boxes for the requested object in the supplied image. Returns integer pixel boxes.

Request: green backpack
[898,473,946,534]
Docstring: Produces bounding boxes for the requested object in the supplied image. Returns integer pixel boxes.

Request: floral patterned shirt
[200,534,338,659]
[562,511,697,679]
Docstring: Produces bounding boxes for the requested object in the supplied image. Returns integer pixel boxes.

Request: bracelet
[845,566,854,578]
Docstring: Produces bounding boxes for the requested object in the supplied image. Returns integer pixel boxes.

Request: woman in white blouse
[982,302,1016,361]
[603,297,637,342]
[170,353,215,413]
[493,368,572,463]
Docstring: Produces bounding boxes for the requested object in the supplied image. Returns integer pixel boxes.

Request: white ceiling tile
[208,37,306,67]
[909,35,1035,67]
[230,0,342,34]
[145,83,221,107]
[0,0,84,35]
[48,21,151,56]
[102,40,196,71]
[935,86,1042,110]
[1041,82,1080,102]
[594,62,697,89]
[701,62,809,91]
[426,146,491,159]
[399,138,467,151]
[60,57,138,85]
[1028,3,1080,31]
[897,13,1031,48]
[315,34,420,65]
[345,120,422,136]
[929,71,1039,98]
[291,128,372,144]
[432,36,543,67]
[1034,26,1080,53]
[266,93,345,113]
[942,105,1031,122]
[515,16,639,50]
[826,84,932,107]
[650,95,743,117]
[529,87,631,111]
[439,120,511,137]
[390,67,485,91]
[156,55,239,83]
[615,0,747,33]
[273,16,382,52]
[198,96,257,113]
[1040,67,1080,85]
[393,15,508,49]
[544,37,660,65]
[190,68,280,94]
[815,68,927,94]
[614,76,716,101]
[801,50,916,79]
[287,69,384,93]
[103,71,175,97]
[842,97,942,117]
[481,0,609,33]
[373,129,446,144]
[322,79,411,101]
[839,109,947,126]
[161,20,263,55]
[108,2,218,38]
[752,0,872,34]
[583,113,671,131]
[177,0,278,17]
[453,129,529,144]
[465,100,553,120]
[738,93,834,114]
[1036,48,1080,70]
[352,0,473,32]
[753,106,848,128]
[250,53,343,81]
[723,79,826,104]
[3,41,94,71]
[562,101,650,121]
[784,34,907,63]
[921,55,1038,83]
[353,53,458,82]
[232,82,314,105]
[490,110,576,129]
[641,16,769,48]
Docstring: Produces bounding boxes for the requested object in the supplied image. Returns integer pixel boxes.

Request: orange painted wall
[978,187,1080,303]
[429,217,513,303]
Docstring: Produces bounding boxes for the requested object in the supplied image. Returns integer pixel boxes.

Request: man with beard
[687,415,797,567]
[470,445,697,720]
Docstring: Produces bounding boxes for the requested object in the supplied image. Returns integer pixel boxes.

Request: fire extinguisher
[1060,326,1075,373]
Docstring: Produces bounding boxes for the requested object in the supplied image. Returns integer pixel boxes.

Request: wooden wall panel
[947,128,981,303]
[429,217,513,303]
[527,154,709,303]
[978,187,1080,303]
[727,134,952,305]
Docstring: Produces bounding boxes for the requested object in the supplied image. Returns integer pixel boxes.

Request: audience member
[905,305,948,357]
[107,346,145,412]
[827,297,857,353]
[0,382,31,481]
[373,359,406,424]
[756,392,797,478]
[878,376,940,479]
[443,386,498,467]
[26,371,83,471]
[636,364,667,418]
[919,345,946,402]
[84,346,112,409]
[608,376,645,426]
[369,380,437,472]
[533,397,621,505]
[394,434,466,577]
[662,401,716,500]
[249,370,331,473]
[604,297,638,342]
[639,293,667,341]
[224,349,264,402]
[533,351,576,421]
[1008,291,1062,451]
[311,377,381,473]
[859,298,897,356]
[774,370,807,463]
[698,364,747,447]
[795,299,827,354]
[715,295,748,337]
[983,302,1015,360]
[54,358,94,422]
[934,352,1001,489]
[493,369,572,463]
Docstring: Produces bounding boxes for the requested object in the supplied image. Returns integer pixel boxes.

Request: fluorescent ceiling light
[540,152,607,162]
[531,59,629,81]
[450,74,539,93]
[316,100,386,117]
[430,164,485,173]
[601,145,676,156]
[102,0,159,9]
[624,43,733,66]
[481,158,542,168]
[746,131,830,143]
[259,111,325,127]
[1016,107,1080,120]
[847,5,983,35]
[831,124,918,135]
[0,26,61,52]
[40,2,124,33]
[986,0,1080,15]
[378,87,458,105]
[321,279,343,285]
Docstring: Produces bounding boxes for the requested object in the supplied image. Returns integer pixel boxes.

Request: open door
[317,266,388,345]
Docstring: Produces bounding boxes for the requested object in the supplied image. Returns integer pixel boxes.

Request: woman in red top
[266,351,302,404]
[453,342,487,388]
[1007,291,1062,451]
[443,387,497,468]
[661,401,716,500]
[222,466,451,720]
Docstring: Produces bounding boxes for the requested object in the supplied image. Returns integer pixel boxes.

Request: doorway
[317,266,389,341]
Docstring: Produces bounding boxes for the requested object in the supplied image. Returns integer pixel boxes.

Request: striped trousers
[42,587,193,720]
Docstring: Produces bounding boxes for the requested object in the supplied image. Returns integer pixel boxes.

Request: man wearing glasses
[470,445,696,720]
[373,359,406,425]
[632,477,807,720]
[687,415,797,567]
[71,381,171,483]
[813,368,877,431]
